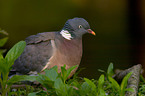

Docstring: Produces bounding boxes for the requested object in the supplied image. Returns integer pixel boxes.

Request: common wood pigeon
[13,18,95,77]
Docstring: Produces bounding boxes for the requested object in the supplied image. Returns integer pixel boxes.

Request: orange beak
[87,29,96,35]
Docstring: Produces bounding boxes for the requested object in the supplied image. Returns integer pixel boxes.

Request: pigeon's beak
[87,29,96,35]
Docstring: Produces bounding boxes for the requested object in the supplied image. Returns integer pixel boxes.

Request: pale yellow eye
[79,25,82,28]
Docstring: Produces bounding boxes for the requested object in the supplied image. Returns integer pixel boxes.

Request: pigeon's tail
[9,69,38,78]
[8,69,23,78]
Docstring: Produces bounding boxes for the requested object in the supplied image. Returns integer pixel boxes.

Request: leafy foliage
[0,28,8,54]
[98,62,114,77]
[0,41,36,96]
[138,75,145,96]
[107,62,114,77]
[108,72,134,96]
[27,63,134,96]
[28,65,78,96]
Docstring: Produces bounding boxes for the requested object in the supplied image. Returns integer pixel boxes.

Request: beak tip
[87,29,96,36]
[91,31,96,36]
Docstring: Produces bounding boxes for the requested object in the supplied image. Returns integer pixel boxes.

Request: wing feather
[25,32,55,44]
[13,32,56,74]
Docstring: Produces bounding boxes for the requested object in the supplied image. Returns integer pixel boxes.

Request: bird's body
[13,18,95,77]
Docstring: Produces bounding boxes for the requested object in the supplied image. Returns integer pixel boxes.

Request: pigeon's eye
[79,25,82,29]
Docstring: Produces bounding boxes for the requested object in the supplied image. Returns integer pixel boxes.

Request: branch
[113,64,142,96]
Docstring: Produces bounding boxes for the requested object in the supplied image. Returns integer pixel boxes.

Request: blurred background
[0,0,145,78]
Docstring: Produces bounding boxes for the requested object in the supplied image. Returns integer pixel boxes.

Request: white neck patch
[60,30,73,40]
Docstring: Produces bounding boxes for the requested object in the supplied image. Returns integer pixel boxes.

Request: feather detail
[60,30,73,40]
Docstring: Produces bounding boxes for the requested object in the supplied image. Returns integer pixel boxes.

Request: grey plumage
[13,18,95,77]
[13,32,55,73]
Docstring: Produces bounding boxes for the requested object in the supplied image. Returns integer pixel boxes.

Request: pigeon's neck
[56,31,82,40]
[55,32,82,54]
[60,29,73,40]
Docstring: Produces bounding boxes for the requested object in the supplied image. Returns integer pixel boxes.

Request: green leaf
[61,66,67,83]
[7,75,37,87]
[66,65,78,79]
[36,74,54,89]
[99,89,106,96]
[0,53,4,60]
[98,74,105,89]
[81,82,91,91]
[125,88,134,92]
[107,63,114,76]
[54,78,64,90]
[81,82,92,95]
[36,74,46,84]
[140,75,145,83]
[71,80,80,89]
[28,93,37,96]
[120,72,133,92]
[84,78,96,91]
[98,69,106,73]
[54,78,68,95]
[108,76,120,90]
[0,37,8,47]
[45,66,58,81]
[50,65,58,72]
[28,91,48,96]
[0,56,8,73]
[36,66,58,89]
[5,41,26,66]
[61,65,78,83]
[43,80,54,89]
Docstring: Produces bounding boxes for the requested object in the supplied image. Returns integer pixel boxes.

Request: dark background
[0,0,145,78]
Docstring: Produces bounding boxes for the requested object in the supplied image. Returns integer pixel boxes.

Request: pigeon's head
[60,18,95,40]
